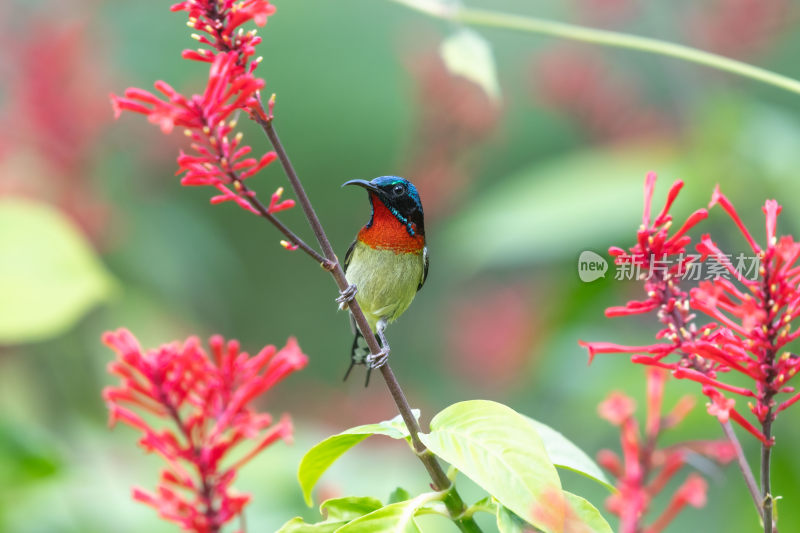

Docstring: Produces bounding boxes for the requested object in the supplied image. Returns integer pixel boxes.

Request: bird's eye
[392,184,405,195]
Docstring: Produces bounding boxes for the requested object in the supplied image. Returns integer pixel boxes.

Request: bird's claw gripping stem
[367,346,390,370]
[336,283,358,310]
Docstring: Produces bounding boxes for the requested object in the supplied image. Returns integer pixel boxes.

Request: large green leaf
[0,199,114,343]
[298,411,419,506]
[526,418,613,491]
[419,400,565,532]
[440,144,678,275]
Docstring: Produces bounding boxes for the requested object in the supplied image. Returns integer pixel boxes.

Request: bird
[336,176,428,386]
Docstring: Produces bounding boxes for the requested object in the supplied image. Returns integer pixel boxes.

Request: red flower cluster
[581,173,800,445]
[597,369,735,533]
[110,1,287,215]
[103,328,308,532]
[172,0,274,65]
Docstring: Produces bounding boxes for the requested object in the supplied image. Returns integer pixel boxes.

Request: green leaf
[440,28,501,102]
[526,418,613,491]
[440,144,678,275]
[277,497,384,533]
[321,497,383,521]
[277,517,345,533]
[562,491,613,533]
[419,400,565,532]
[336,492,443,533]
[0,199,114,343]
[298,411,419,506]
[388,487,411,504]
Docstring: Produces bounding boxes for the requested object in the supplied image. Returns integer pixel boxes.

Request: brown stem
[230,174,330,266]
[720,420,763,521]
[250,109,481,532]
[199,113,329,267]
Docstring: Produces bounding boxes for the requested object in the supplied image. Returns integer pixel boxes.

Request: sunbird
[337,176,428,386]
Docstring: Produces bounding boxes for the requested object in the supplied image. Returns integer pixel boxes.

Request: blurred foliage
[1,0,800,531]
[0,200,114,343]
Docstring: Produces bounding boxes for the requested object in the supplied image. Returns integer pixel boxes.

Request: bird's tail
[343,328,373,386]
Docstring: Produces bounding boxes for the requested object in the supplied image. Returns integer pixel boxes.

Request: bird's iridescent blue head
[343,176,425,236]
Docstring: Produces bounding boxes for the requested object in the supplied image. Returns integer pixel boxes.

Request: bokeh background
[2,0,800,531]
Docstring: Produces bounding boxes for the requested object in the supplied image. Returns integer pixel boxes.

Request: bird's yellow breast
[345,241,425,331]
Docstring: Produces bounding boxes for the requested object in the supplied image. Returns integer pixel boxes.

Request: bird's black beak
[342,179,381,194]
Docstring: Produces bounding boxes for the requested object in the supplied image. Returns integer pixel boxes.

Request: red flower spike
[171,0,274,72]
[111,0,287,218]
[582,174,800,445]
[103,328,307,532]
[599,371,730,533]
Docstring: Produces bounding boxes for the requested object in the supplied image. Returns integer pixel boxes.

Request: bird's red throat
[358,194,425,253]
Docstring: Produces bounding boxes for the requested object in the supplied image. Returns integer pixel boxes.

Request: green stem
[394,1,800,97]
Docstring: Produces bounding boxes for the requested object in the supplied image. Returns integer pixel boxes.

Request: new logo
[578,251,608,282]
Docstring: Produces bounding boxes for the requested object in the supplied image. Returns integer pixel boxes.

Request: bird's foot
[335,283,358,310]
[366,346,390,370]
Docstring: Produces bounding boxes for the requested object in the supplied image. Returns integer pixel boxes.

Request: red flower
[581,174,800,445]
[172,0,275,66]
[598,369,733,533]
[110,1,286,216]
[103,328,307,532]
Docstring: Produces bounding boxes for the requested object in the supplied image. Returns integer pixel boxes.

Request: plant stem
[231,175,329,265]
[251,111,482,533]
[760,409,776,533]
[720,420,763,521]
[760,267,778,533]
[393,2,800,97]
